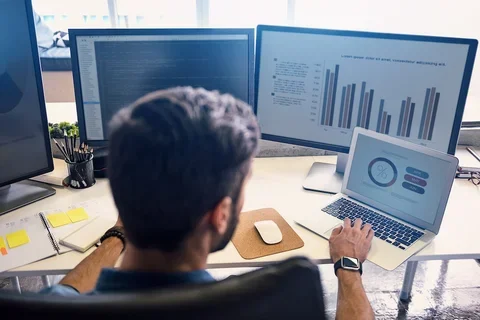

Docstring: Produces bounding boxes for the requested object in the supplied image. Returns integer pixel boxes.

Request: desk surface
[3,155,480,277]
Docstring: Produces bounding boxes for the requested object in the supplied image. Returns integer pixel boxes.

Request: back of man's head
[108,87,260,252]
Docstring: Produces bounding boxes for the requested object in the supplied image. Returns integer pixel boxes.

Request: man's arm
[329,218,375,320]
[59,237,123,293]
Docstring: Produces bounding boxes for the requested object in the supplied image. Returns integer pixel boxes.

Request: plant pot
[50,138,81,159]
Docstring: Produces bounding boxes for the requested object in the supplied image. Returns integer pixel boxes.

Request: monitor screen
[71,30,254,143]
[0,0,52,187]
[346,133,453,228]
[255,26,477,154]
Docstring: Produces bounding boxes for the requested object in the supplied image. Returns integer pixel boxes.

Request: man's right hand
[329,218,374,263]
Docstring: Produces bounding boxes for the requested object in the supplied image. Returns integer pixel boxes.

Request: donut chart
[368,157,398,188]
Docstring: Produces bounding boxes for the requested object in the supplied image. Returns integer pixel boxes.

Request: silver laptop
[295,128,458,270]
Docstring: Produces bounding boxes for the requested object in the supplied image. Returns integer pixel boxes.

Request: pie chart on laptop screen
[368,157,398,188]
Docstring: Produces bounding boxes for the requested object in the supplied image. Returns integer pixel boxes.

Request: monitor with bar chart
[255,26,477,155]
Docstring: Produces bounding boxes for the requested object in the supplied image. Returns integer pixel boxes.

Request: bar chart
[316,64,440,141]
[337,83,356,129]
[418,87,440,141]
[375,100,392,135]
[396,97,416,138]
[355,82,375,130]
[320,64,339,126]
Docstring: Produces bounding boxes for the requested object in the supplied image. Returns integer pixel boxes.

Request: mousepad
[231,208,304,259]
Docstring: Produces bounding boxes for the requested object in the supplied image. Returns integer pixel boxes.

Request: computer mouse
[254,220,283,245]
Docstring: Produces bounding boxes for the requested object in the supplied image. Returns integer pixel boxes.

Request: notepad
[67,208,89,223]
[6,230,30,248]
[47,212,72,228]
[0,236,7,256]
[60,217,115,252]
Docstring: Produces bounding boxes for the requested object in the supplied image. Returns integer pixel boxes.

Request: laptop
[295,128,458,270]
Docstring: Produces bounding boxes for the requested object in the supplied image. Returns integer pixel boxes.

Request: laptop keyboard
[322,198,424,250]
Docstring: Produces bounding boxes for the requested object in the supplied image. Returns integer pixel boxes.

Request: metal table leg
[41,275,51,287]
[11,277,21,294]
[400,261,418,301]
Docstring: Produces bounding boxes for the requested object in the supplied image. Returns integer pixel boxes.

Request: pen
[63,130,71,161]
[53,138,69,160]
[466,147,480,162]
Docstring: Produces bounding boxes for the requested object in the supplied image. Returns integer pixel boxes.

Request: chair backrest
[1,257,326,320]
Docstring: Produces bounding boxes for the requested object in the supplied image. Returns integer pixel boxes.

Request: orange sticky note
[47,212,71,228]
[6,229,30,248]
[0,236,7,255]
[66,207,89,223]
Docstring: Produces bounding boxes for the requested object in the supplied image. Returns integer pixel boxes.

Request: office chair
[0,257,326,320]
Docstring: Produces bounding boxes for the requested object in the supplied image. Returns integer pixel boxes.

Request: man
[42,87,374,319]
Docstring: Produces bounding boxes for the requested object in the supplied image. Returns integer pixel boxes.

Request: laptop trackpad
[323,223,343,239]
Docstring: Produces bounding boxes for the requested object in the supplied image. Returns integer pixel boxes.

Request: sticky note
[0,236,7,255]
[6,230,30,248]
[47,212,72,228]
[66,207,89,223]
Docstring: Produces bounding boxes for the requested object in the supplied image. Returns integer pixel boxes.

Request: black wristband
[100,226,126,252]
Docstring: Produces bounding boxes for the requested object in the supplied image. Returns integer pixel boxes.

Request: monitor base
[0,180,56,216]
[302,153,348,194]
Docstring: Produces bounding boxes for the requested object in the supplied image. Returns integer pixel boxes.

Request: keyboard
[322,198,424,250]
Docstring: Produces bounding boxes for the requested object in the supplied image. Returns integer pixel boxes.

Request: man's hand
[329,218,374,263]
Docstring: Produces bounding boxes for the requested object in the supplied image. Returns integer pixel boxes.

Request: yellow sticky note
[66,207,89,223]
[47,212,72,228]
[6,230,30,248]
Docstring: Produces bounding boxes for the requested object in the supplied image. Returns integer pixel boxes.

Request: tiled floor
[2,259,480,319]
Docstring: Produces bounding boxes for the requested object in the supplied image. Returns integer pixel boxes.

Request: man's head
[108,87,260,254]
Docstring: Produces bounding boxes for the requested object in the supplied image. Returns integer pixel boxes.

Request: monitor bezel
[69,28,255,147]
[0,0,54,188]
[254,24,478,155]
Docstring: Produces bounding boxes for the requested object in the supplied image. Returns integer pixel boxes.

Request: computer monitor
[0,0,55,215]
[255,25,477,194]
[70,28,254,146]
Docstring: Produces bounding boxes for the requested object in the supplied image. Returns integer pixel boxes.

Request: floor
[2,259,480,319]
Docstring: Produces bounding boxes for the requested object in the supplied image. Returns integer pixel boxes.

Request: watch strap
[100,226,126,252]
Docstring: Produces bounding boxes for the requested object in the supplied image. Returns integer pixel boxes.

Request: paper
[47,212,72,228]
[0,236,7,255]
[66,207,89,223]
[6,229,30,248]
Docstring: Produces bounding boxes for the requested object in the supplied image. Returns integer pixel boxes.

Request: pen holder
[66,155,96,189]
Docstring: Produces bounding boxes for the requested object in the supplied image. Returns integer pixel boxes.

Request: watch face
[342,257,360,269]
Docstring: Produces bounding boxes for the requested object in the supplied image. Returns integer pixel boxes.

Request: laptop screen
[346,133,452,226]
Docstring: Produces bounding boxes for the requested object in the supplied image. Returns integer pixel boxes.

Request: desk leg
[11,277,21,294]
[400,261,418,301]
[41,275,51,288]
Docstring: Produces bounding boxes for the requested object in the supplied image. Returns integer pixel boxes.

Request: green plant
[48,122,79,139]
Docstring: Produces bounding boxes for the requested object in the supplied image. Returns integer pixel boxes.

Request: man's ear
[209,196,232,235]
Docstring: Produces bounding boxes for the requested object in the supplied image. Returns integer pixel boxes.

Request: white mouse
[254,220,283,244]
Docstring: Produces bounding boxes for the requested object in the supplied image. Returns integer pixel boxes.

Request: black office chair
[1,257,326,320]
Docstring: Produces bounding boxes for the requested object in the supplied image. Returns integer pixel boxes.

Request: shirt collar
[94,268,215,293]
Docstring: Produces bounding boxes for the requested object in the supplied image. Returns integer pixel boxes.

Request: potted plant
[48,122,80,159]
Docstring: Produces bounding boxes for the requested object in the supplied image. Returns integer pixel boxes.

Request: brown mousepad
[232,208,304,259]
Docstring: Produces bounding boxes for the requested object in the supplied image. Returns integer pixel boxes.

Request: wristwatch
[100,226,126,252]
[334,256,363,276]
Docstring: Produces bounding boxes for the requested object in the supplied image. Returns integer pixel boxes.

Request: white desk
[3,156,480,300]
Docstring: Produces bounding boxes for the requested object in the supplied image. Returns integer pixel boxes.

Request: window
[116,0,196,28]
[209,0,288,28]
[32,0,111,30]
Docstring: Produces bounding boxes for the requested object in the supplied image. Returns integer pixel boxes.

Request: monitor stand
[303,153,349,194]
[0,180,56,216]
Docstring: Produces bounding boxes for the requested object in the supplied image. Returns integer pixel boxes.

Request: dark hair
[108,87,260,252]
